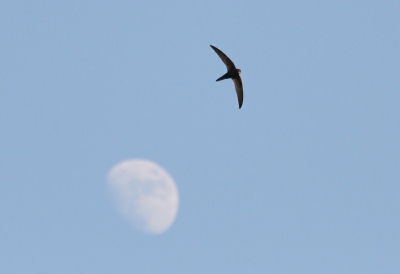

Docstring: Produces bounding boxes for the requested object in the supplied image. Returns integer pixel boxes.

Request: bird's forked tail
[216,72,231,81]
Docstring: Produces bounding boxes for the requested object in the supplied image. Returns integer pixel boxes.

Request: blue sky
[1,1,399,273]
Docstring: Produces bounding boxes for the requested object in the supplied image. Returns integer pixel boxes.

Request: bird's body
[210,45,243,109]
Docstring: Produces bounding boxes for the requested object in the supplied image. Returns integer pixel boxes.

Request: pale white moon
[107,159,179,234]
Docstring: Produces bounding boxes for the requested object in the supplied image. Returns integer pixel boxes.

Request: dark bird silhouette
[210,45,243,109]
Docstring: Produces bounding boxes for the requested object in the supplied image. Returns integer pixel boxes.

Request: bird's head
[237,69,241,74]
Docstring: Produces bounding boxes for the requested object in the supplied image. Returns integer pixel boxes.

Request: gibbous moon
[107,159,179,234]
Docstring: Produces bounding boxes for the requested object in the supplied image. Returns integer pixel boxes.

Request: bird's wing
[210,45,235,71]
[233,76,243,109]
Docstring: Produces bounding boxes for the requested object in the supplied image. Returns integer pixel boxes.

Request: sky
[1,1,399,273]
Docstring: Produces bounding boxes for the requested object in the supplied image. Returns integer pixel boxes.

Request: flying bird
[210,45,243,109]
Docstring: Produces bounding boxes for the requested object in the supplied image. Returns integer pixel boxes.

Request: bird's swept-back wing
[233,76,243,109]
[210,45,235,71]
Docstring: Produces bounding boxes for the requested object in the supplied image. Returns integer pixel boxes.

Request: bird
[210,45,243,109]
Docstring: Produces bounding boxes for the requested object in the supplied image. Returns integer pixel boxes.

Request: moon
[107,159,179,234]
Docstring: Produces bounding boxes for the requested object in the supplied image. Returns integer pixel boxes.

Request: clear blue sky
[1,1,399,273]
